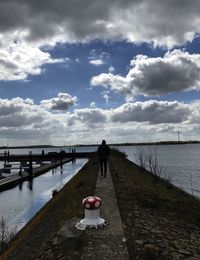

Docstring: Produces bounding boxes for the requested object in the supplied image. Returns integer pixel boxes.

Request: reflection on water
[0,159,87,232]
[28,179,33,191]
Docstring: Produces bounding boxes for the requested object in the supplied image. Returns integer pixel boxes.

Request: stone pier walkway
[81,165,130,259]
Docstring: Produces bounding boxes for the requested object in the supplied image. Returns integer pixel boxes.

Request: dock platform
[0,158,72,192]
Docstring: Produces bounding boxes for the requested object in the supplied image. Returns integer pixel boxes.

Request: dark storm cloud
[0,1,28,32]
[0,0,200,46]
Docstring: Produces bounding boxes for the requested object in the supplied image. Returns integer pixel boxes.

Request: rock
[135,240,143,246]
[178,248,192,256]
[122,237,127,243]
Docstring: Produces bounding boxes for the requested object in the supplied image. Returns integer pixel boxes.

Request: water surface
[0,159,87,231]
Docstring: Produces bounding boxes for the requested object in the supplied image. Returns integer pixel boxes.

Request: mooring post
[28,179,33,190]
[72,149,76,163]
[4,150,6,164]
[60,150,63,169]
[29,151,33,178]
[19,163,22,177]
[7,150,10,162]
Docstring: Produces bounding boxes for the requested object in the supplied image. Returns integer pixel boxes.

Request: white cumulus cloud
[74,108,107,125]
[0,97,199,145]
[91,50,200,99]
[89,59,104,66]
[109,100,191,124]
[0,35,65,81]
[40,93,78,111]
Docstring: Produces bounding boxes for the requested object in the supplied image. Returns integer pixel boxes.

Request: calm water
[0,159,87,232]
[117,144,200,198]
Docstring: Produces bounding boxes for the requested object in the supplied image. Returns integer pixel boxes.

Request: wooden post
[29,151,33,178]
[19,163,22,177]
[60,150,63,169]
[72,149,76,163]
[4,150,6,164]
[7,150,10,162]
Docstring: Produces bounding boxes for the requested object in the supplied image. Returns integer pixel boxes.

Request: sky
[0,0,200,146]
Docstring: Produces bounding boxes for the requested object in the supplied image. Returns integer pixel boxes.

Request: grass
[109,151,200,259]
[113,154,200,225]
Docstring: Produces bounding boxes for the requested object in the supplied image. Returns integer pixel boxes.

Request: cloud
[0,96,77,145]
[187,100,200,124]
[89,59,104,66]
[0,97,199,145]
[0,0,200,48]
[0,37,65,81]
[91,50,200,99]
[0,1,199,82]
[74,108,107,125]
[0,97,48,128]
[0,97,33,116]
[0,113,43,128]
[40,93,78,111]
[109,100,191,124]
[0,97,73,130]
[101,91,110,103]
[109,66,115,73]
[89,49,110,66]
[156,124,176,133]
[90,102,96,108]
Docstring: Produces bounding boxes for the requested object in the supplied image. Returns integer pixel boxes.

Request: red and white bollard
[75,196,106,230]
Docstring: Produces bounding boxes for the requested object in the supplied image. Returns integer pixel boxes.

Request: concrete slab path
[81,164,130,259]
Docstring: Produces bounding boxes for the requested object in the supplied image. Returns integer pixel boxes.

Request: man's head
[102,140,106,145]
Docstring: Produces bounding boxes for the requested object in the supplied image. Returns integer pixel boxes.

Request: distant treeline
[111,140,200,146]
[0,140,199,150]
[0,145,54,150]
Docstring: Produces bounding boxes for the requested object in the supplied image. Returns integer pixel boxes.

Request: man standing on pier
[97,140,110,177]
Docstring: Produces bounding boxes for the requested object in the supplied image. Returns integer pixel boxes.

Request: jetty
[0,151,93,162]
[0,158,72,192]
[0,151,94,192]
[1,150,200,259]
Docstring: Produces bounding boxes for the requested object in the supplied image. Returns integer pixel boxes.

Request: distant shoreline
[0,140,199,150]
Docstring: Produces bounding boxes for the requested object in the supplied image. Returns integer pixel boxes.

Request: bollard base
[75,218,106,230]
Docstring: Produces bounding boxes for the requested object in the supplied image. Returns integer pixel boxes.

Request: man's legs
[100,159,104,176]
[103,159,107,177]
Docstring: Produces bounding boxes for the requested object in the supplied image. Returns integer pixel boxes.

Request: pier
[0,151,94,192]
[0,158,72,192]
[0,151,94,163]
